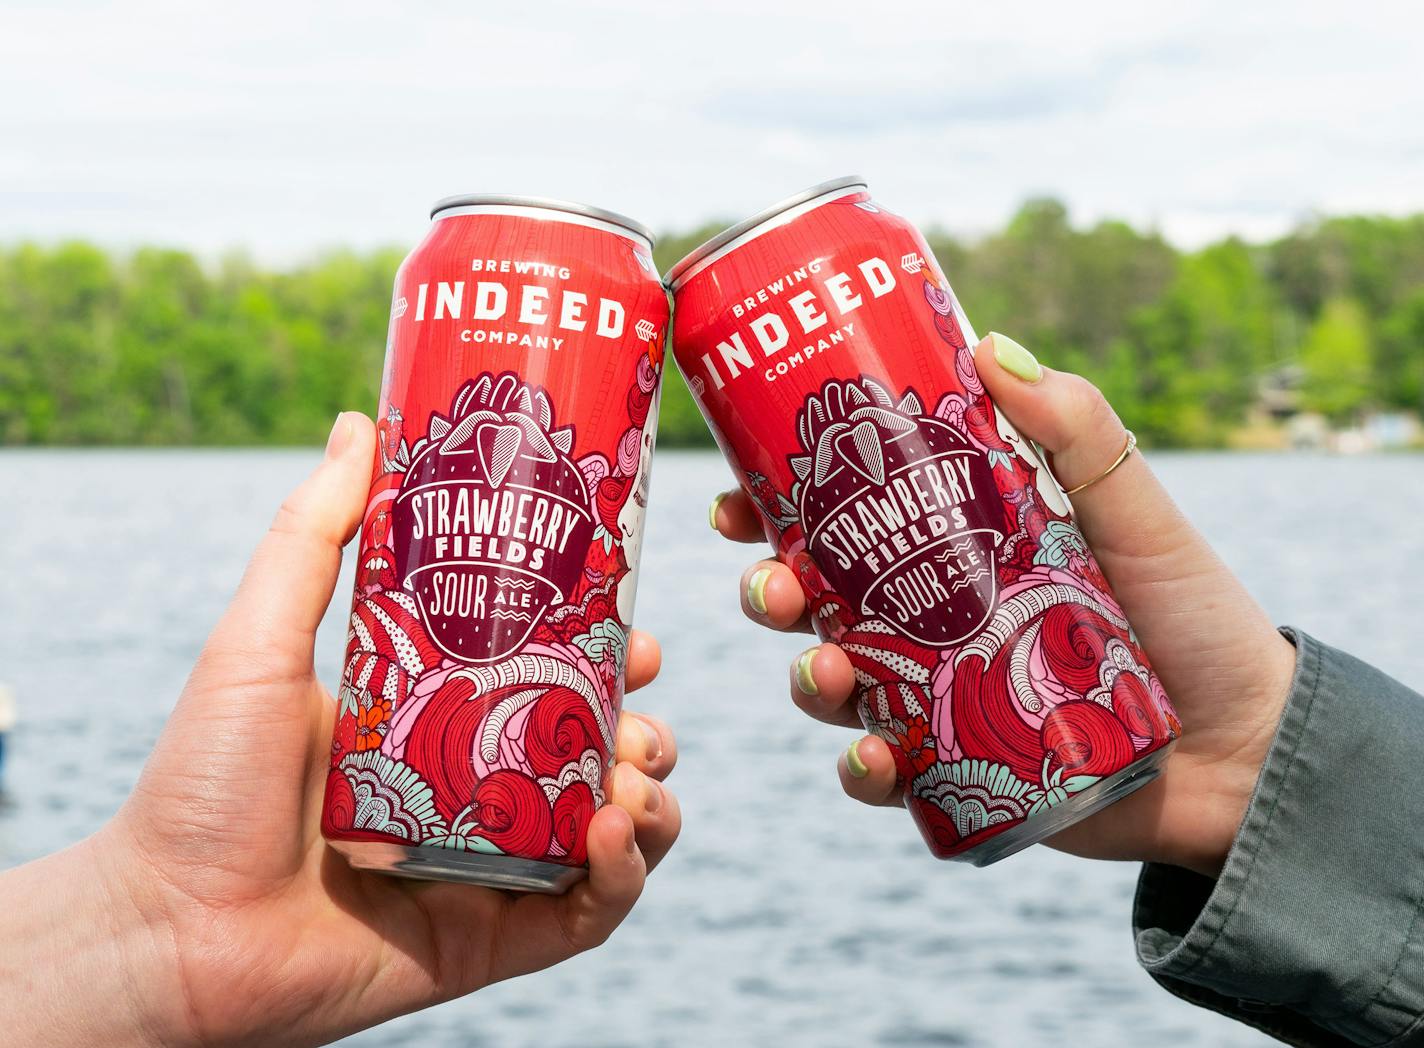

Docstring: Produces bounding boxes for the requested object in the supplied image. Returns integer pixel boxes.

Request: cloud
[0,0,1420,259]
[700,82,1099,135]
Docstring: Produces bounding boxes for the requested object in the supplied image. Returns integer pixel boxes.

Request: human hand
[711,334,1295,879]
[0,413,680,1048]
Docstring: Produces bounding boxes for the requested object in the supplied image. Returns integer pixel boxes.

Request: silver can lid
[664,175,868,289]
[430,193,655,247]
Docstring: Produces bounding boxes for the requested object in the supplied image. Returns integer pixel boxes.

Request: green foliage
[1379,288,1424,410]
[1298,297,1375,420]
[650,222,727,447]
[1,205,1421,448]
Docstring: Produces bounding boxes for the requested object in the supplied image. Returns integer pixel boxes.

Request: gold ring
[1061,429,1137,495]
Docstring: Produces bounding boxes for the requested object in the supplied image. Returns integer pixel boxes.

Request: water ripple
[5,449,1418,1047]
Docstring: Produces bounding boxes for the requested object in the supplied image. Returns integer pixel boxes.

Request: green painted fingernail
[795,648,820,696]
[709,491,728,530]
[845,739,869,778]
[746,568,772,615]
[990,331,1042,384]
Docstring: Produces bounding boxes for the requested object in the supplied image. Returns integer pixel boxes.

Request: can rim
[664,175,868,289]
[430,194,656,247]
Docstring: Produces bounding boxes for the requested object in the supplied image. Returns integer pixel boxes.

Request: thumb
[971,333,1196,562]
[207,412,376,682]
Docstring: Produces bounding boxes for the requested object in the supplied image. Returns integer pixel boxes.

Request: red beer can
[322,194,669,892]
[668,178,1179,865]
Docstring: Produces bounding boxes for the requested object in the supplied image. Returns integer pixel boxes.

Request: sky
[2,1,1422,263]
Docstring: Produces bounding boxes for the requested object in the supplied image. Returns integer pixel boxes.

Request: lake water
[5,449,1423,1047]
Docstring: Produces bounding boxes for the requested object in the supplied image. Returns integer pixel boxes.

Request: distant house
[1286,412,1329,450]
[1254,366,1421,451]
[1257,364,1305,421]
[1364,412,1422,449]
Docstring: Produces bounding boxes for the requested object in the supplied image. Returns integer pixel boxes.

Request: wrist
[0,826,189,1047]
[1159,756,1272,878]
[1161,629,1300,879]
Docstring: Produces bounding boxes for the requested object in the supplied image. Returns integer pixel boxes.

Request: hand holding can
[322,195,671,891]
[670,178,1180,865]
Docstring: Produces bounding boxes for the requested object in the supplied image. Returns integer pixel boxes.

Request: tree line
[3,200,1422,448]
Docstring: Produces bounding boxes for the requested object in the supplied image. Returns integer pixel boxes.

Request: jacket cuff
[1133,629,1424,1047]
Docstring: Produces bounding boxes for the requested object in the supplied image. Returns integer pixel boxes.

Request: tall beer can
[668,178,1178,865]
[322,195,669,891]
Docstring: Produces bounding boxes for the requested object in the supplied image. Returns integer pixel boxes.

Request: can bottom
[329,840,587,894]
[956,741,1176,867]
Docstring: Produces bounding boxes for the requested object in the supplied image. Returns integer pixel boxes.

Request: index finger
[709,488,767,543]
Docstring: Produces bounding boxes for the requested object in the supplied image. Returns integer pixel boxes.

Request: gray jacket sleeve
[1133,629,1424,1046]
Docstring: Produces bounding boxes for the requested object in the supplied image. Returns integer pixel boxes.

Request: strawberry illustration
[393,372,595,664]
[792,376,1004,648]
[745,470,798,532]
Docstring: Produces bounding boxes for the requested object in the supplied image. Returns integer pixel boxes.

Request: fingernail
[989,332,1042,384]
[325,412,354,459]
[643,776,663,814]
[795,648,820,696]
[746,568,772,615]
[636,716,663,761]
[708,491,728,530]
[845,739,870,779]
